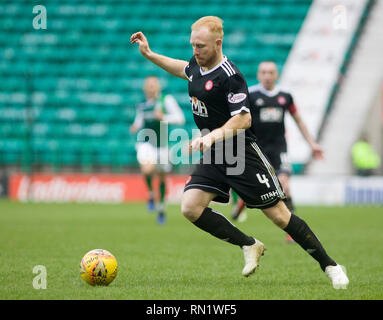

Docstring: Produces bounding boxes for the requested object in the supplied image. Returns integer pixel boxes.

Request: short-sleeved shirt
[133,94,185,147]
[184,56,257,146]
[183,57,285,209]
[248,84,297,153]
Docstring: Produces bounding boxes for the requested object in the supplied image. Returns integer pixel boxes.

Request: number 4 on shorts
[256,173,270,188]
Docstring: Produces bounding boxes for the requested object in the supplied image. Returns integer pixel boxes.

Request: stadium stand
[307,0,382,176]
[0,0,313,172]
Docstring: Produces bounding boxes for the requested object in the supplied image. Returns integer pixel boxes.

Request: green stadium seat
[0,0,311,170]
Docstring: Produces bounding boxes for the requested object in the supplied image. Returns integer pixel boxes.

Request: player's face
[144,77,160,99]
[257,62,279,90]
[190,27,221,69]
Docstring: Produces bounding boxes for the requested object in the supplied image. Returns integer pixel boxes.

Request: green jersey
[133,94,185,147]
[137,96,165,140]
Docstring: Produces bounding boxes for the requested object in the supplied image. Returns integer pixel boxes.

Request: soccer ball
[80,249,118,286]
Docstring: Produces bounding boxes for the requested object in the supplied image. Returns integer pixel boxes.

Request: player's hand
[311,143,324,160]
[189,135,214,153]
[130,125,138,134]
[130,32,151,57]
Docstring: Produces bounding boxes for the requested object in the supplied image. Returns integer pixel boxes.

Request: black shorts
[184,141,286,209]
[263,149,292,175]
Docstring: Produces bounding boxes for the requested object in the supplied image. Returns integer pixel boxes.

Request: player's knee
[180,202,196,221]
[181,200,201,222]
[158,172,166,182]
[141,162,156,175]
[272,214,289,229]
[262,202,291,229]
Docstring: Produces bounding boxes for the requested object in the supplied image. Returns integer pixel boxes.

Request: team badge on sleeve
[228,92,247,104]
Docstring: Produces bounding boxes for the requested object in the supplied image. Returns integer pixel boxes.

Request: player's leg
[156,170,166,224]
[262,200,349,288]
[182,186,265,277]
[181,188,254,246]
[236,142,348,285]
[231,190,246,221]
[268,151,295,242]
[231,189,238,207]
[262,200,334,268]
[279,172,295,214]
[155,147,173,224]
[136,143,157,211]
[140,163,156,212]
[278,173,295,243]
[232,199,246,221]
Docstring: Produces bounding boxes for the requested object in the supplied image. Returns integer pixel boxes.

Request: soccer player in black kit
[232,61,325,243]
[130,16,349,289]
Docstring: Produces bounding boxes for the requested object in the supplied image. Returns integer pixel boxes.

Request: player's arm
[291,110,324,160]
[190,111,251,152]
[381,81,383,121]
[130,106,144,133]
[190,74,252,152]
[210,110,251,141]
[130,32,188,80]
[161,95,185,125]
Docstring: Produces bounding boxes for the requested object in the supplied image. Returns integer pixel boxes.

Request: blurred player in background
[232,61,324,243]
[351,134,381,176]
[131,16,349,289]
[230,189,247,222]
[130,76,185,224]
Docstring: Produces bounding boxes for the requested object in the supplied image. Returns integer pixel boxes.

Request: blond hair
[191,16,224,39]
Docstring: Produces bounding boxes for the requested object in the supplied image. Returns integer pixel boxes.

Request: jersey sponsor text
[190,96,208,117]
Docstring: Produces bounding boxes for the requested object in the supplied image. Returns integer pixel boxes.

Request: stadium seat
[0,0,312,169]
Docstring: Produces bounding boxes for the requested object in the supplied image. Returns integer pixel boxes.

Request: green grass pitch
[0,199,382,300]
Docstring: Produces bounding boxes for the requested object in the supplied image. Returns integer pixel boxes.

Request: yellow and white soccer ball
[80,249,118,286]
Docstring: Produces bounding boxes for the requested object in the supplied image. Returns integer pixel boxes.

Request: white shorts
[136,143,172,173]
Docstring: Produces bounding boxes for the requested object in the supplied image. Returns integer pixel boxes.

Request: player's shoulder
[248,84,263,94]
[136,101,146,109]
[277,86,294,98]
[163,93,176,102]
[186,56,198,69]
[193,56,240,80]
[219,57,249,90]
[185,56,197,69]
[220,57,240,78]
[248,84,294,98]
[184,56,198,80]
[277,87,295,104]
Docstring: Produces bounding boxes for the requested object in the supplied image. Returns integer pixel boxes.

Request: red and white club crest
[277,96,286,105]
[205,80,213,91]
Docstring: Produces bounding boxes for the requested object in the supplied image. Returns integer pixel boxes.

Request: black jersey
[183,59,285,206]
[248,84,297,153]
[184,56,257,144]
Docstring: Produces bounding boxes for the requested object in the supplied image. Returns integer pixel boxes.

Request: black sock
[284,197,295,215]
[193,207,255,247]
[284,214,337,271]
